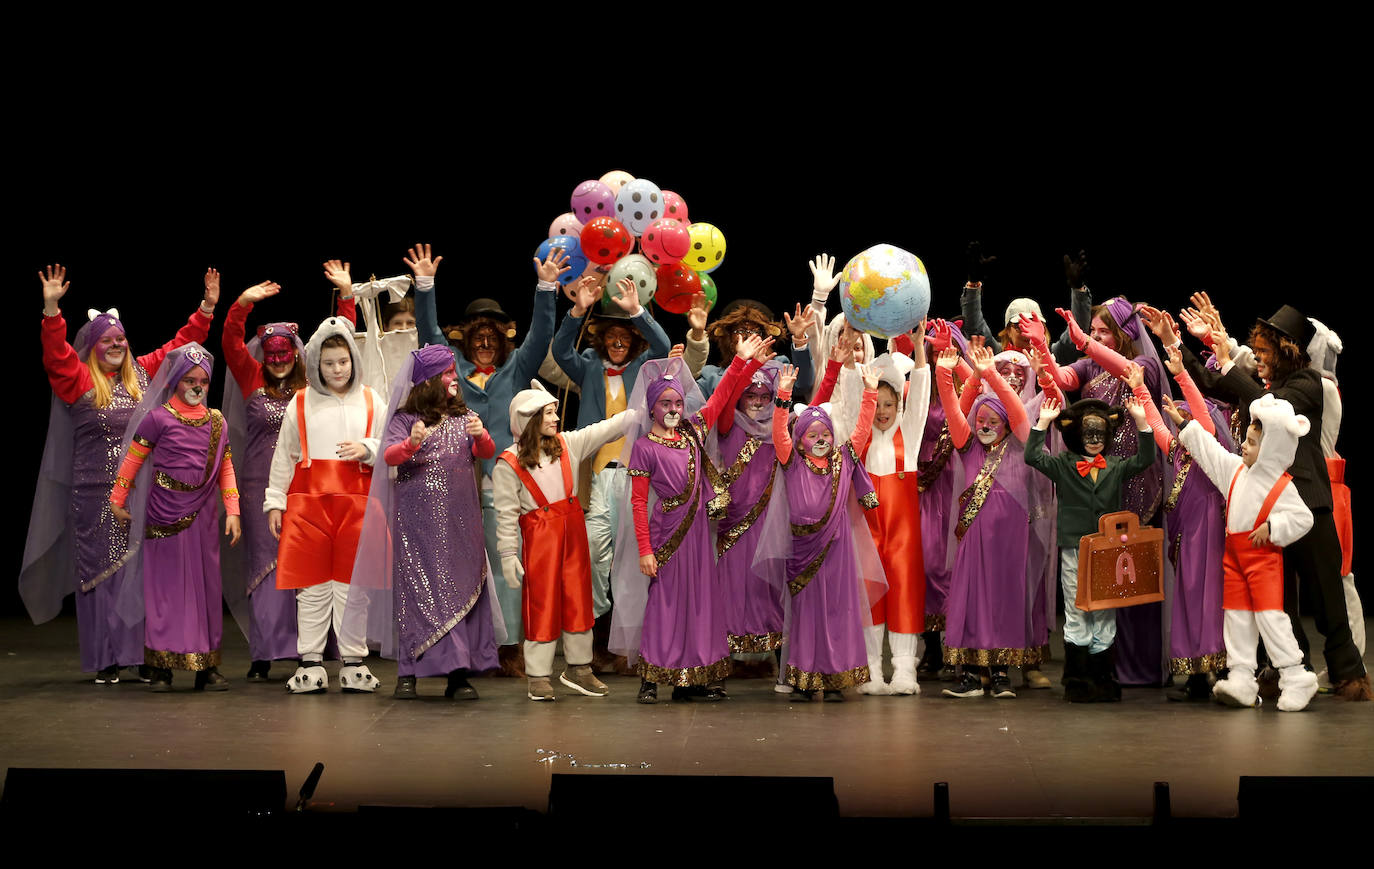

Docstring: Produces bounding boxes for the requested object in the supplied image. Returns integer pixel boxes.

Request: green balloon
[698,273,718,310]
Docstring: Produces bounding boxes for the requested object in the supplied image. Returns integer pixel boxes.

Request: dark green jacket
[1024,427,1157,548]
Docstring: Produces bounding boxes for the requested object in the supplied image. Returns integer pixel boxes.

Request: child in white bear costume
[1173,393,1319,712]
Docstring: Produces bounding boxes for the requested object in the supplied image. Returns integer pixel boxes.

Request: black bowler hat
[1259,305,1315,348]
[463,298,513,322]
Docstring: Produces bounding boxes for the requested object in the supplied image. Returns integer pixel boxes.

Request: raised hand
[686,293,709,336]
[927,318,952,353]
[1056,306,1089,349]
[570,275,603,316]
[1212,323,1232,366]
[39,263,69,314]
[1161,394,1187,426]
[829,330,855,367]
[1138,304,1179,345]
[608,277,642,314]
[1038,396,1062,425]
[736,333,774,362]
[1120,361,1144,390]
[322,260,352,293]
[778,363,798,394]
[530,248,569,284]
[935,347,961,370]
[409,419,429,447]
[1164,344,1184,376]
[1017,311,1049,346]
[668,343,685,359]
[236,280,282,308]
[970,342,994,373]
[404,242,444,278]
[1027,346,1048,377]
[203,268,221,307]
[909,317,927,364]
[969,334,987,355]
[465,415,485,438]
[859,363,880,391]
[1125,395,1147,427]
[1178,307,1212,343]
[809,253,842,297]
[966,241,996,284]
[783,302,815,344]
[1064,250,1089,289]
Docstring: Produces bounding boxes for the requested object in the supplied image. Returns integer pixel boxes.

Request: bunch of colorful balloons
[539,170,726,316]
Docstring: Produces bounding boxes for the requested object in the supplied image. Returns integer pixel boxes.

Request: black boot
[1088,649,1121,702]
[916,631,943,679]
[194,667,229,692]
[1062,644,1098,703]
[147,667,173,692]
[445,668,479,700]
[394,675,418,699]
[246,660,271,682]
[637,679,658,704]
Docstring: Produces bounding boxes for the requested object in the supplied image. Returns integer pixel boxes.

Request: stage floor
[2,615,1371,819]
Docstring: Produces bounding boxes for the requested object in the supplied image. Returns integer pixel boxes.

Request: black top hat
[1258,305,1315,348]
[463,298,513,322]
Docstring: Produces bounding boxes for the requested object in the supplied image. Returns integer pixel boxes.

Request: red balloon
[654,263,702,314]
[579,217,633,265]
[639,218,691,265]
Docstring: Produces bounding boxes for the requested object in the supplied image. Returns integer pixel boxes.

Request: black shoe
[148,667,173,692]
[95,666,119,685]
[942,672,985,698]
[136,665,153,683]
[792,688,814,702]
[671,686,694,702]
[445,669,479,700]
[637,679,658,704]
[990,671,1016,699]
[703,682,728,701]
[194,668,229,692]
[1167,672,1212,702]
[1087,650,1121,703]
[394,675,418,700]
[822,689,844,702]
[246,661,271,682]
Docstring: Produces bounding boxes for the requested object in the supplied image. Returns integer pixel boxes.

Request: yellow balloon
[685,222,726,273]
[599,170,634,195]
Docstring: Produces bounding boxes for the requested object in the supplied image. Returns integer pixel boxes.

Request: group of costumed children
[22,242,1369,709]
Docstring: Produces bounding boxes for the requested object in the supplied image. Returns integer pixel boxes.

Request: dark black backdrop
[7,45,1362,616]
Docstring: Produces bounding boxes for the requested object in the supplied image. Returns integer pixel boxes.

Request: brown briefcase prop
[1074,511,1164,612]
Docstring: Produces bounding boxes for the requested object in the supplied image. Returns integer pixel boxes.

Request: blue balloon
[535,236,587,286]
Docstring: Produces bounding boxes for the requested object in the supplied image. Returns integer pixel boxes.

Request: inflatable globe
[838,244,931,339]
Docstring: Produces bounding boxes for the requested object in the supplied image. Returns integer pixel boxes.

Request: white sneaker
[288,664,328,694]
[1277,667,1319,712]
[339,663,380,693]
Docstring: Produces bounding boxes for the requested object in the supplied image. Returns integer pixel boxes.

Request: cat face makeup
[974,405,1007,446]
[179,368,211,406]
[440,364,459,397]
[801,420,833,457]
[653,387,684,430]
[996,361,1025,393]
[1081,414,1109,455]
[95,331,128,371]
[737,383,773,419]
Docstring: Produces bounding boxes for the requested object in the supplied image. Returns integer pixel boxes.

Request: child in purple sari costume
[766,363,884,700]
[611,343,768,703]
[110,343,241,691]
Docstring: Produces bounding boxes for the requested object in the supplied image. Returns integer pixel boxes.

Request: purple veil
[346,348,506,661]
[608,356,708,664]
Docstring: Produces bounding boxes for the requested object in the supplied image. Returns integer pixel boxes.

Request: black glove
[1063,249,1089,290]
[966,241,996,284]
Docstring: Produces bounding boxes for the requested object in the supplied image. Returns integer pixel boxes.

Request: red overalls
[1222,469,1292,612]
[276,389,374,590]
[863,427,926,631]
[498,435,594,643]
[1328,455,1353,576]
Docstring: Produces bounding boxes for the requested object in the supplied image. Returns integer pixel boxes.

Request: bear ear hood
[304,317,364,397]
[1247,393,1309,472]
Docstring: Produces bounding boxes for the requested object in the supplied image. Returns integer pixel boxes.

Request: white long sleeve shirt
[264,386,382,513]
[1178,420,1312,547]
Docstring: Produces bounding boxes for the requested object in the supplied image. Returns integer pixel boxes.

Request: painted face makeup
[801,420,833,458]
[653,388,684,430]
[179,368,211,406]
[737,384,773,419]
[603,327,634,366]
[1251,336,1275,381]
[1089,316,1117,350]
[996,361,1025,394]
[95,331,128,371]
[974,406,1006,446]
[320,346,353,394]
[440,364,459,397]
[1081,415,1109,456]
[469,327,499,368]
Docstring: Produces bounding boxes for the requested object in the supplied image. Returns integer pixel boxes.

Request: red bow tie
[605,366,627,377]
[1076,454,1107,476]
[472,364,495,376]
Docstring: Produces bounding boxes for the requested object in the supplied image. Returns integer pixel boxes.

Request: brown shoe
[495,644,526,678]
[1332,674,1374,701]
[527,676,556,701]
[559,665,609,697]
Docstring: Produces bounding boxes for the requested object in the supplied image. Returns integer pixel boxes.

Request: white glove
[501,556,524,590]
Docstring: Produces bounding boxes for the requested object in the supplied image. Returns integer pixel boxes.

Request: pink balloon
[599,169,634,195]
[660,190,689,225]
[640,218,691,266]
[548,212,584,240]
[570,180,615,222]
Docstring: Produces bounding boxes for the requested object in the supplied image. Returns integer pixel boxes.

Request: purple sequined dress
[628,425,731,686]
[1070,357,1166,684]
[240,389,299,661]
[717,425,784,653]
[134,405,229,670]
[386,412,497,677]
[70,375,148,672]
[917,401,957,632]
[1163,440,1228,674]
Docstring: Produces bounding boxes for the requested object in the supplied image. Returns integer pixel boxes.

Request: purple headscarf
[646,372,686,411]
[791,404,835,452]
[410,344,454,385]
[77,310,126,358]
